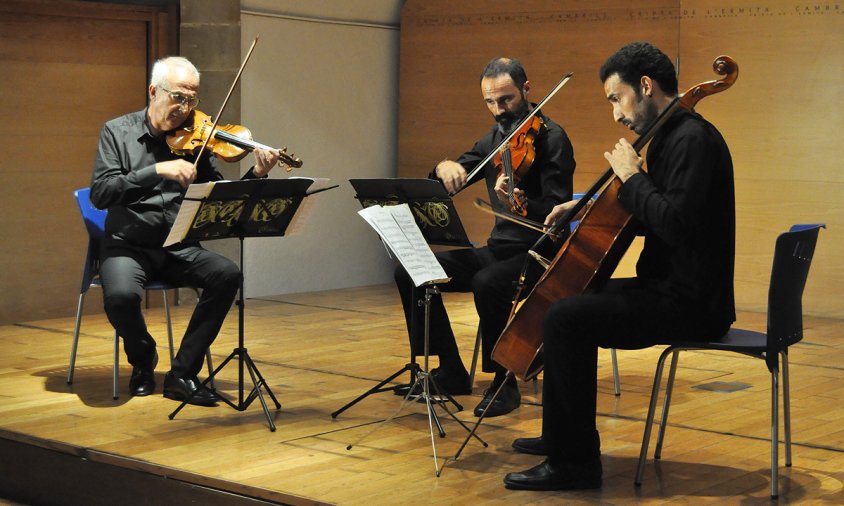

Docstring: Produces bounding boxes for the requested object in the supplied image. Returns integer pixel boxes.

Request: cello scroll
[680,55,738,110]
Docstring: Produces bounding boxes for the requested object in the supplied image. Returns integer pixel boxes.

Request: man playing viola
[504,42,735,490]
[90,56,282,404]
[394,57,575,417]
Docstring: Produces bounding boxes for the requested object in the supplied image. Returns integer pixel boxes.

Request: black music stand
[167,177,335,431]
[332,179,473,418]
[338,203,486,476]
[349,178,472,247]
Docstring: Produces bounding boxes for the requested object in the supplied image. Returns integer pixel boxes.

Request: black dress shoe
[512,436,548,456]
[163,372,219,406]
[129,350,158,397]
[473,381,520,417]
[504,458,602,491]
[394,367,472,397]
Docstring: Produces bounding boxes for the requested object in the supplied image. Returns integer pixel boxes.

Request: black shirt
[90,108,261,257]
[618,108,735,330]
[431,111,575,252]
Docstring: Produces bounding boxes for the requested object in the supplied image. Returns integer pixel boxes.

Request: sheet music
[163,181,218,247]
[358,204,448,287]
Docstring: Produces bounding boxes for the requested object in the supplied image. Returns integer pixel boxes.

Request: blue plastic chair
[66,188,214,399]
[635,224,825,499]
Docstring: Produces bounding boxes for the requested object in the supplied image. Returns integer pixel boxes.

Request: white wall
[238,1,403,297]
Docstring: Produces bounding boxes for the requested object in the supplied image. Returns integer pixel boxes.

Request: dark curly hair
[599,42,678,95]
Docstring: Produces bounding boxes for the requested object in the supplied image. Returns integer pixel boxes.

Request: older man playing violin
[394,57,574,417]
[90,56,281,404]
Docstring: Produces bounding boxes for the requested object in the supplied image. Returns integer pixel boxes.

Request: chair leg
[781,351,792,467]
[163,290,175,367]
[611,348,621,396]
[67,292,86,384]
[636,346,674,485]
[771,368,780,499]
[113,330,120,400]
[468,326,482,393]
[655,349,681,459]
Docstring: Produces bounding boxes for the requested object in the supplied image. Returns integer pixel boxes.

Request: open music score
[358,203,448,287]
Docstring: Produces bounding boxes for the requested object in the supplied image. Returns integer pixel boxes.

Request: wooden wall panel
[0,0,173,324]
[399,0,844,317]
[677,1,843,316]
[398,0,678,274]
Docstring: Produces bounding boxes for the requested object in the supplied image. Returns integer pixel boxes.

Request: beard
[631,95,660,135]
[495,94,531,134]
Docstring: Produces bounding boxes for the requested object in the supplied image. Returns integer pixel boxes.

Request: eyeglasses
[159,87,200,109]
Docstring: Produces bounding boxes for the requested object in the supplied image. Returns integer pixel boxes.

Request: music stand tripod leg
[331,362,420,419]
[168,236,281,432]
[332,281,434,418]
[451,371,513,462]
[345,286,446,470]
[418,284,491,476]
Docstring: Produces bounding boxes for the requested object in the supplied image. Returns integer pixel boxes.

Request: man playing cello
[504,42,736,490]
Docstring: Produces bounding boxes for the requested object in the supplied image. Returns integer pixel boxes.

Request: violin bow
[452,72,573,196]
[191,36,260,170]
[472,198,561,240]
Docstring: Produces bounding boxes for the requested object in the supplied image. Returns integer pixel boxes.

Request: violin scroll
[276,147,302,171]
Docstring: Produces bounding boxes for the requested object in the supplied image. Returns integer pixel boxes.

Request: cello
[491,55,739,381]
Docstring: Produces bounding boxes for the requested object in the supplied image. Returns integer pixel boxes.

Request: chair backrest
[74,187,108,293]
[766,223,824,369]
[74,187,107,240]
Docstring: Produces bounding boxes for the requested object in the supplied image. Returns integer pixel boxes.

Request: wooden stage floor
[1,285,843,505]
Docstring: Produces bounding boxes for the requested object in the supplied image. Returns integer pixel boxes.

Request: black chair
[635,224,824,499]
[67,188,214,399]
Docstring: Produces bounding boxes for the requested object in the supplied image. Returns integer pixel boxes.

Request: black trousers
[541,278,725,464]
[99,243,240,378]
[394,243,545,376]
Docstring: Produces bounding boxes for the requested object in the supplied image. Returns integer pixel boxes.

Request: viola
[452,73,572,197]
[491,56,739,381]
[494,115,543,216]
[166,109,303,171]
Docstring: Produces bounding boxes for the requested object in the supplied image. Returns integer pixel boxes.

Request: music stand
[333,179,473,416]
[339,203,486,475]
[167,177,334,431]
[349,178,473,247]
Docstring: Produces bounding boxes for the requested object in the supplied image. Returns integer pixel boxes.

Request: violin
[453,73,572,197]
[166,109,303,171]
[494,115,543,216]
